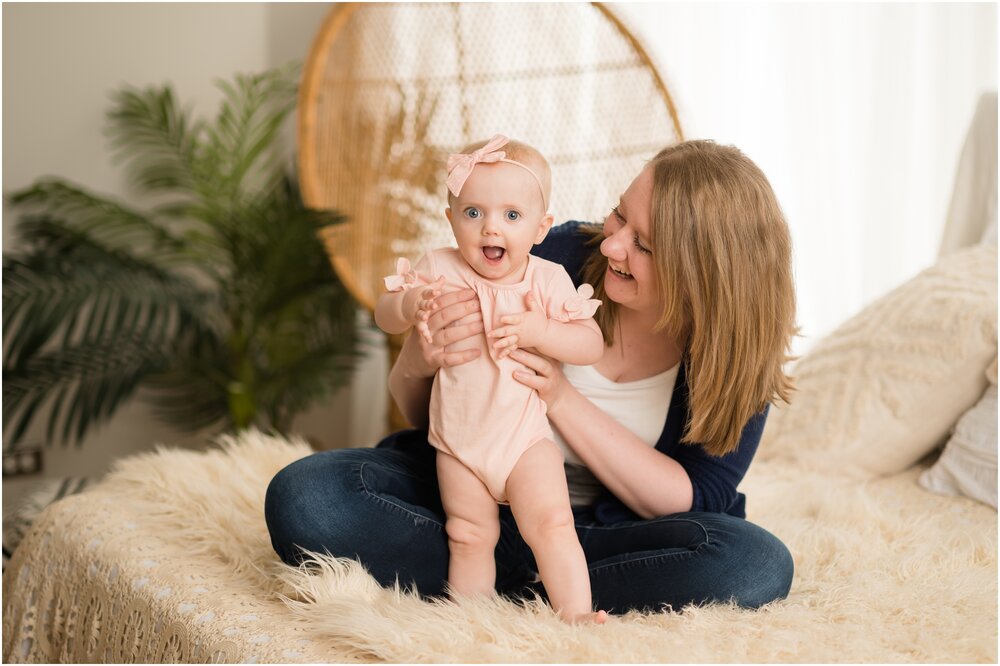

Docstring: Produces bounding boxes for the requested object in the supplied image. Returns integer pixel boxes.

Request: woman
[265,140,797,613]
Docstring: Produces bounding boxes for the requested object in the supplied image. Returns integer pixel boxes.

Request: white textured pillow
[919,358,998,508]
[760,243,998,476]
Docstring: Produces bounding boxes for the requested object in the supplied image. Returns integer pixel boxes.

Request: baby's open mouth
[482,246,505,262]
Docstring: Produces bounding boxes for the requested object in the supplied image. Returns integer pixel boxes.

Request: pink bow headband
[446,134,548,210]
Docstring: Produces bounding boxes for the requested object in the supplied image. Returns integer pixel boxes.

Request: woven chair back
[299,2,683,313]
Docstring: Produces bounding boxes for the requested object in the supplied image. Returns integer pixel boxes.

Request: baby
[375,135,607,623]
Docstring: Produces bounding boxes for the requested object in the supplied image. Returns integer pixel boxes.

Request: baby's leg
[506,439,607,624]
[436,451,501,597]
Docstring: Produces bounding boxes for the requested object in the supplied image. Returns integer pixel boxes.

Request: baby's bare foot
[568,610,608,624]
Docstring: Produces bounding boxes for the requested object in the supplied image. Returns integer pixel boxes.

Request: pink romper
[386,247,600,503]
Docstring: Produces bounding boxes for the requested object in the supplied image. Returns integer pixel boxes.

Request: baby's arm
[374,257,444,341]
[374,283,431,334]
[534,315,604,365]
[488,291,604,365]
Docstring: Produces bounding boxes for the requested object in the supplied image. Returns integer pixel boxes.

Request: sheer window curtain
[613,3,997,355]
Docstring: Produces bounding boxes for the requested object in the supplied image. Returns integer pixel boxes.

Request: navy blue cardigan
[377,222,766,523]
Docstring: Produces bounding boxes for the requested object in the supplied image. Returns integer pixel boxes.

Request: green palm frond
[225,178,341,309]
[4,217,215,367]
[142,354,232,435]
[204,65,299,204]
[3,63,359,448]
[220,175,358,431]
[3,334,176,445]
[107,84,205,196]
[9,180,191,263]
[260,296,361,426]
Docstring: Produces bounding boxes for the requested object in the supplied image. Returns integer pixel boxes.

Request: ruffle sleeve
[384,257,419,292]
[552,283,602,322]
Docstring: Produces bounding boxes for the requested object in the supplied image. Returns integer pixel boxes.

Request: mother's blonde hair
[582,140,797,456]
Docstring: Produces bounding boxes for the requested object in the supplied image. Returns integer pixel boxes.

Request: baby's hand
[488,292,549,359]
[403,277,445,343]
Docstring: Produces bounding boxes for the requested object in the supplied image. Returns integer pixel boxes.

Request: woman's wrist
[396,332,435,379]
[543,381,576,419]
[545,399,564,417]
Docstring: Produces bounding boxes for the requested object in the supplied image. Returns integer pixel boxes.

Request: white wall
[1,3,381,479]
[4,3,266,238]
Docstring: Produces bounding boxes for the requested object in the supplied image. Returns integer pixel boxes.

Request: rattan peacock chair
[298,2,683,430]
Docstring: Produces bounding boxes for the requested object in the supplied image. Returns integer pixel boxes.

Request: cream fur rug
[87,430,999,662]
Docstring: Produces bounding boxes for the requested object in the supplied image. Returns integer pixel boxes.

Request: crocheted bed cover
[1,434,355,663]
[3,430,996,663]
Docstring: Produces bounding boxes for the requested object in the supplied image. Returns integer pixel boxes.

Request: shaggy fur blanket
[5,430,996,663]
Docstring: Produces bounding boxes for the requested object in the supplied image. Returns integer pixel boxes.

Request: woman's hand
[509,348,570,414]
[390,287,483,428]
[487,292,550,359]
[408,287,484,377]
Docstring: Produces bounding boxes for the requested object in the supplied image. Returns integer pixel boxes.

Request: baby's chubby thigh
[503,438,574,548]
[437,450,501,547]
[436,449,502,597]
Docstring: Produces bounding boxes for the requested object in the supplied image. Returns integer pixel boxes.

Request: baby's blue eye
[505,210,520,222]
[464,207,481,219]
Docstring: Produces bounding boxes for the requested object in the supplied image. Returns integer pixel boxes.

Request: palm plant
[3,64,359,448]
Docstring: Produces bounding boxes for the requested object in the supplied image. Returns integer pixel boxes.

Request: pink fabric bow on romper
[561,284,603,320]
[383,257,433,342]
[384,257,418,292]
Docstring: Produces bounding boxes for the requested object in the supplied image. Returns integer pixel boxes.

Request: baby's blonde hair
[450,137,552,211]
[583,140,797,457]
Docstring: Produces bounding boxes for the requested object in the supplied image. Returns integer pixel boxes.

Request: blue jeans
[264,440,793,613]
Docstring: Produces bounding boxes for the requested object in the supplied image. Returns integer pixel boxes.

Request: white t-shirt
[552,362,679,505]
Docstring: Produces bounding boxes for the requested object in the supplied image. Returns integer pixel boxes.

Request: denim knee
[264,451,360,565]
[729,521,794,608]
[264,460,309,564]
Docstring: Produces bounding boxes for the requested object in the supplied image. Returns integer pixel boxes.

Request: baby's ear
[445,207,452,223]
[534,214,555,244]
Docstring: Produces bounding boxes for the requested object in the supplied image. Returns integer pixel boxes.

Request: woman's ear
[534,214,555,244]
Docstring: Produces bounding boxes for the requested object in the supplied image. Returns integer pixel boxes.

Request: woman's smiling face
[599,165,660,313]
